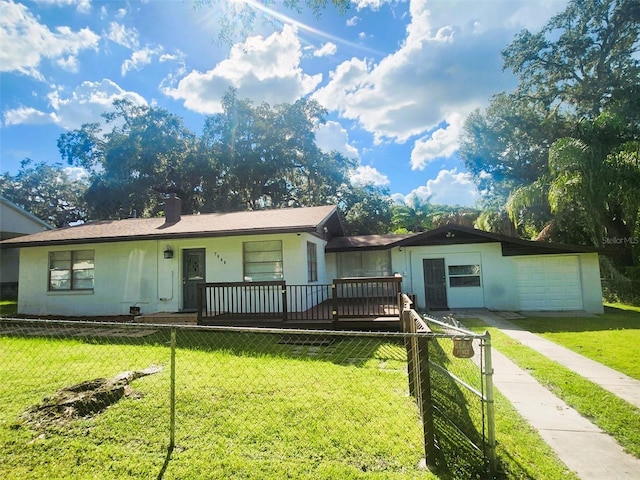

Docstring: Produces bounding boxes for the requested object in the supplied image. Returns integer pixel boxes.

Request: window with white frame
[448,264,481,287]
[307,242,318,282]
[49,250,95,291]
[337,250,392,278]
[243,240,284,281]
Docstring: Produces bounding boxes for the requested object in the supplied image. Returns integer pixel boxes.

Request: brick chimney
[164,193,181,224]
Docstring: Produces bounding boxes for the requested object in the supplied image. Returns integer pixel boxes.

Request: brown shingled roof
[0,205,341,248]
[326,234,414,252]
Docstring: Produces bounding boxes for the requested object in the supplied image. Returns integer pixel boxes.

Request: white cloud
[410,112,467,170]
[47,79,147,130]
[312,0,567,155]
[164,25,322,114]
[34,0,91,13]
[314,42,337,57]
[3,106,54,126]
[346,16,359,27]
[63,165,90,182]
[399,169,479,207]
[0,0,99,78]
[56,55,79,72]
[351,165,389,186]
[122,46,163,76]
[315,120,360,160]
[106,22,139,49]
[354,0,391,11]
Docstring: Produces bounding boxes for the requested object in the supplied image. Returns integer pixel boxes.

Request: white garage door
[515,256,583,311]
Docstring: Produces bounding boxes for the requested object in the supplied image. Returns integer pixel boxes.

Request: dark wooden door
[423,258,448,310]
[183,248,205,311]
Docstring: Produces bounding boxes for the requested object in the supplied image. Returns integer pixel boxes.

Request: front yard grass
[0,328,430,479]
[463,316,640,460]
[0,324,580,479]
[510,306,640,380]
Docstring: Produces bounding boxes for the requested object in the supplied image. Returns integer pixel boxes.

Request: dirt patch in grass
[16,366,162,432]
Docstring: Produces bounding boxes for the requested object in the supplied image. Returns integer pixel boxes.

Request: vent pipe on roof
[164,194,181,224]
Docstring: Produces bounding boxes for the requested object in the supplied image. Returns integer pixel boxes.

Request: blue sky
[0,0,569,208]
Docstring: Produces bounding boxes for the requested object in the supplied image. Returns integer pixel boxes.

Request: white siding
[17,232,327,317]
[399,243,519,311]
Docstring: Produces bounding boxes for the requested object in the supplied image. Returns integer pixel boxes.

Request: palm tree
[506,113,640,263]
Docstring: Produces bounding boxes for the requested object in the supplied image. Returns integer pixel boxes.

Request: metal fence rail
[399,294,496,476]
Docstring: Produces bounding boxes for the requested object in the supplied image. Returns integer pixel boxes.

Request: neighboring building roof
[0,205,342,248]
[327,224,599,256]
[0,196,53,240]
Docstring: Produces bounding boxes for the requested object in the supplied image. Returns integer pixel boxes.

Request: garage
[515,256,584,311]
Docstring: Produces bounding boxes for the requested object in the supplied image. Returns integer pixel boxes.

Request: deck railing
[198,281,287,320]
[333,277,402,318]
[197,276,402,325]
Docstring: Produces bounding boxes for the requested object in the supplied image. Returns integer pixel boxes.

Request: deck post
[196,283,203,325]
[331,283,339,329]
[281,282,288,322]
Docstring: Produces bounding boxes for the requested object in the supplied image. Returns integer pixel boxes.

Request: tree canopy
[0,159,88,228]
[51,89,393,233]
[459,0,640,264]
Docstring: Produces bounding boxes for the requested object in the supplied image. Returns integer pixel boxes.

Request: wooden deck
[131,278,404,331]
[198,297,401,331]
[197,315,401,332]
[134,302,401,331]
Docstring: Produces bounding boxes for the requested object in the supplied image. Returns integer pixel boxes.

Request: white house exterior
[0,196,52,297]
[326,225,603,314]
[0,201,604,317]
[0,200,339,316]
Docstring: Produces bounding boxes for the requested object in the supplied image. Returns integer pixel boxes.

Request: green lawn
[0,324,579,479]
[510,306,640,380]
[0,328,429,479]
[0,300,17,316]
[463,308,640,460]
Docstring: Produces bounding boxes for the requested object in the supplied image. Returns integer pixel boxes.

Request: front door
[183,248,205,311]
[423,258,448,310]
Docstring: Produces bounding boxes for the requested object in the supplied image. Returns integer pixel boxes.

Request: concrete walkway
[472,312,640,480]
[479,313,640,409]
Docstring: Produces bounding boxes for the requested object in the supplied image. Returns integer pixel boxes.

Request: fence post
[483,332,497,475]
[169,327,176,451]
[401,309,417,398]
[417,333,437,467]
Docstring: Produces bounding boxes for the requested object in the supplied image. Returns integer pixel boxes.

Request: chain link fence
[419,313,496,478]
[1,312,495,479]
[601,278,640,306]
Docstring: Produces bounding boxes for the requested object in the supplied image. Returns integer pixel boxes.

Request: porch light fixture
[163,245,174,259]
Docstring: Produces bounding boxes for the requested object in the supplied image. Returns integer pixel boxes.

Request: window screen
[243,241,284,281]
